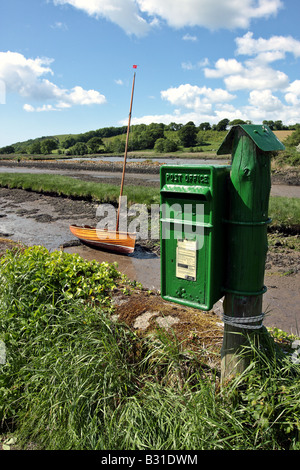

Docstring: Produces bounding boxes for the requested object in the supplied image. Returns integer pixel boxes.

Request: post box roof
[217,124,285,155]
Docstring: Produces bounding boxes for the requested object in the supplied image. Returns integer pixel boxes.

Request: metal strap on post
[222,313,265,330]
[222,218,272,226]
[222,286,267,296]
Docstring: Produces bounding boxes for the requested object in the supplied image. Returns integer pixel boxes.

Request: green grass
[269,196,300,232]
[0,246,299,450]
[0,173,160,207]
[0,173,298,232]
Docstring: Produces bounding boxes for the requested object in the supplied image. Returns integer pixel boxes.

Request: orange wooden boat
[69,225,136,254]
[69,67,138,255]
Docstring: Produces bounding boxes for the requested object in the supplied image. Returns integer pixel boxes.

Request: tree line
[1,119,299,155]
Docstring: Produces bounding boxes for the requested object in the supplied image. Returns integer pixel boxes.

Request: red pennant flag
[133,65,137,69]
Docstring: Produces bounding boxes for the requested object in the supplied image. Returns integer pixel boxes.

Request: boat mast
[116,67,136,231]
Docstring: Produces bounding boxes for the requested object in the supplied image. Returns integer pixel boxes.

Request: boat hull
[69,225,136,254]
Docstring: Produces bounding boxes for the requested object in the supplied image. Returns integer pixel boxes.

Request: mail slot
[160,164,230,311]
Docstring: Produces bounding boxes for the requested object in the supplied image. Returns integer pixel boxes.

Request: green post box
[160,164,230,311]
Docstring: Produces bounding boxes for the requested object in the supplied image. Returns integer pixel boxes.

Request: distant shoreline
[0,156,299,185]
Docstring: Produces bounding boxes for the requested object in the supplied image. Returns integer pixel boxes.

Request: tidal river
[0,161,299,334]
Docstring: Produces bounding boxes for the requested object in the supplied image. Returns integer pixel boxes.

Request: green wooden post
[217,125,285,381]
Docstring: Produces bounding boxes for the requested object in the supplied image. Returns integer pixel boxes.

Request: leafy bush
[283,127,300,148]
[0,247,124,428]
[0,245,120,315]
[273,148,300,167]
[154,138,178,153]
[40,139,58,155]
[65,142,88,155]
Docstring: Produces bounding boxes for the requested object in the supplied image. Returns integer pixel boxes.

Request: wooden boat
[69,66,138,255]
[69,225,136,254]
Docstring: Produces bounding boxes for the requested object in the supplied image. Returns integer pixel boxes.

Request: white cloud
[161,84,235,111]
[204,32,300,94]
[204,59,244,78]
[205,51,290,92]
[231,31,300,110]
[0,51,106,111]
[132,73,300,128]
[285,80,300,105]
[233,86,300,125]
[236,31,300,58]
[24,104,57,112]
[130,104,255,128]
[127,83,238,127]
[181,62,196,71]
[50,21,68,30]
[23,104,35,112]
[53,0,151,36]
[251,50,286,64]
[130,111,216,127]
[137,0,283,29]
[0,52,54,96]
[131,94,300,129]
[248,89,283,111]
[224,64,289,91]
[182,34,197,41]
[0,79,6,104]
[182,58,209,70]
[198,58,210,67]
[60,86,105,106]
[53,0,283,35]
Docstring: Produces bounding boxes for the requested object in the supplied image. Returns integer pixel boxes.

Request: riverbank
[0,184,299,334]
[0,170,299,233]
[0,157,162,175]
[0,157,299,334]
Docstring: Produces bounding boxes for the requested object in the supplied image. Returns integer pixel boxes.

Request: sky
[1,0,300,147]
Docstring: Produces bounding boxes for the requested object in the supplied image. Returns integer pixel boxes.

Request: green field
[1,125,299,173]
[1,123,299,174]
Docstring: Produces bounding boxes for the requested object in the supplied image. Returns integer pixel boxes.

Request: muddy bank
[0,160,300,199]
[0,186,99,250]
[0,158,299,186]
[271,166,300,186]
[0,158,162,175]
[0,186,299,334]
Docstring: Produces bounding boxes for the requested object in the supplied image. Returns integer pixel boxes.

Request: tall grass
[0,246,299,450]
[0,173,160,207]
[268,196,300,231]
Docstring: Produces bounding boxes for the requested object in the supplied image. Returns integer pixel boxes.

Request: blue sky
[1,0,300,147]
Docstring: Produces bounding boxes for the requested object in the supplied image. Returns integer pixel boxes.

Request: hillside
[0,122,296,159]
